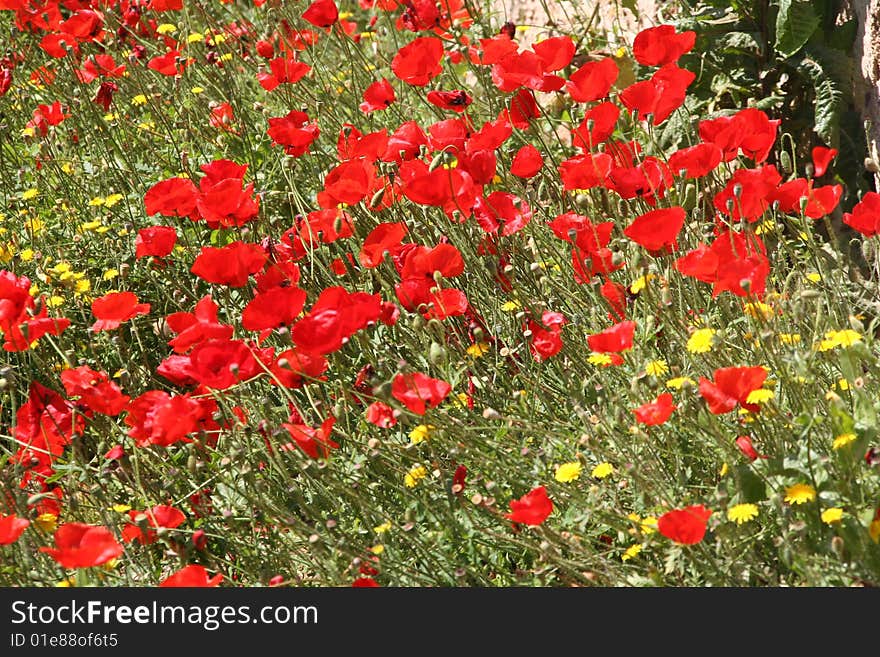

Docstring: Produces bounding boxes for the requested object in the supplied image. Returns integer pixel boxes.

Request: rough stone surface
[853,0,880,187]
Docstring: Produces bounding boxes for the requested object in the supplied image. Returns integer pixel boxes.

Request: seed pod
[429,341,447,366]
[779,150,793,174]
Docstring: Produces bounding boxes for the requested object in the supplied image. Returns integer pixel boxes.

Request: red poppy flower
[771,179,842,219]
[135,225,177,259]
[699,366,767,414]
[452,464,468,494]
[0,513,29,545]
[633,393,677,425]
[427,89,473,113]
[619,63,694,124]
[528,317,564,361]
[473,192,533,235]
[3,305,71,352]
[292,287,382,354]
[565,57,618,102]
[735,435,767,461]
[811,146,837,177]
[302,0,338,27]
[241,286,307,331]
[587,320,636,354]
[191,241,267,288]
[104,444,124,460]
[559,152,613,191]
[491,50,563,92]
[699,108,780,164]
[675,229,770,298]
[166,295,234,353]
[181,339,269,390]
[572,101,620,150]
[40,523,123,568]
[91,292,150,332]
[366,401,397,428]
[258,56,311,91]
[843,191,880,237]
[392,372,451,415]
[668,143,722,179]
[121,505,186,545]
[510,144,543,178]
[505,486,553,526]
[144,177,199,219]
[713,164,782,221]
[600,279,628,319]
[282,415,339,459]
[352,577,380,587]
[61,365,129,416]
[268,348,327,388]
[392,36,444,86]
[506,88,541,129]
[623,206,685,253]
[533,35,575,71]
[633,24,696,66]
[360,78,396,113]
[148,50,188,76]
[320,158,375,207]
[657,505,711,545]
[124,390,212,447]
[360,222,407,268]
[267,109,320,157]
[160,564,223,588]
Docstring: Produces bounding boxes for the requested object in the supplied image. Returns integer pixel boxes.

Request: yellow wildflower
[727,503,759,525]
[821,508,844,525]
[686,328,716,353]
[784,483,816,505]
[591,462,614,479]
[554,462,582,483]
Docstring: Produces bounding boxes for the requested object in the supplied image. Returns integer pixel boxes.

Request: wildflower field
[1,0,880,588]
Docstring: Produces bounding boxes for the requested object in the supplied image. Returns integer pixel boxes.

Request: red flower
[657,505,712,545]
[565,57,618,102]
[40,523,123,568]
[633,25,696,66]
[267,109,320,157]
[713,165,782,221]
[91,292,150,332]
[320,158,375,207]
[843,191,880,237]
[811,146,837,177]
[148,50,188,76]
[352,577,380,587]
[160,564,223,587]
[559,152,613,191]
[166,295,234,353]
[302,0,338,27]
[699,366,767,414]
[619,64,694,124]
[191,242,267,288]
[242,286,307,331]
[135,226,177,259]
[124,391,210,447]
[282,415,339,459]
[505,486,553,526]
[121,505,186,545]
[623,206,685,253]
[587,320,636,354]
[452,464,467,494]
[533,35,575,71]
[360,78,396,113]
[510,144,543,178]
[392,372,451,415]
[633,393,677,425]
[269,348,327,388]
[291,287,381,354]
[675,229,770,298]
[360,222,407,268]
[572,102,620,150]
[258,56,311,91]
[735,435,767,461]
[61,365,130,416]
[427,90,473,113]
[668,143,722,179]
[144,177,199,219]
[699,108,779,164]
[392,36,444,86]
[0,513,29,545]
[366,401,397,428]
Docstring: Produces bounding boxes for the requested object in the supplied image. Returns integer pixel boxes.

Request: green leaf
[796,53,844,146]
[775,0,820,58]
